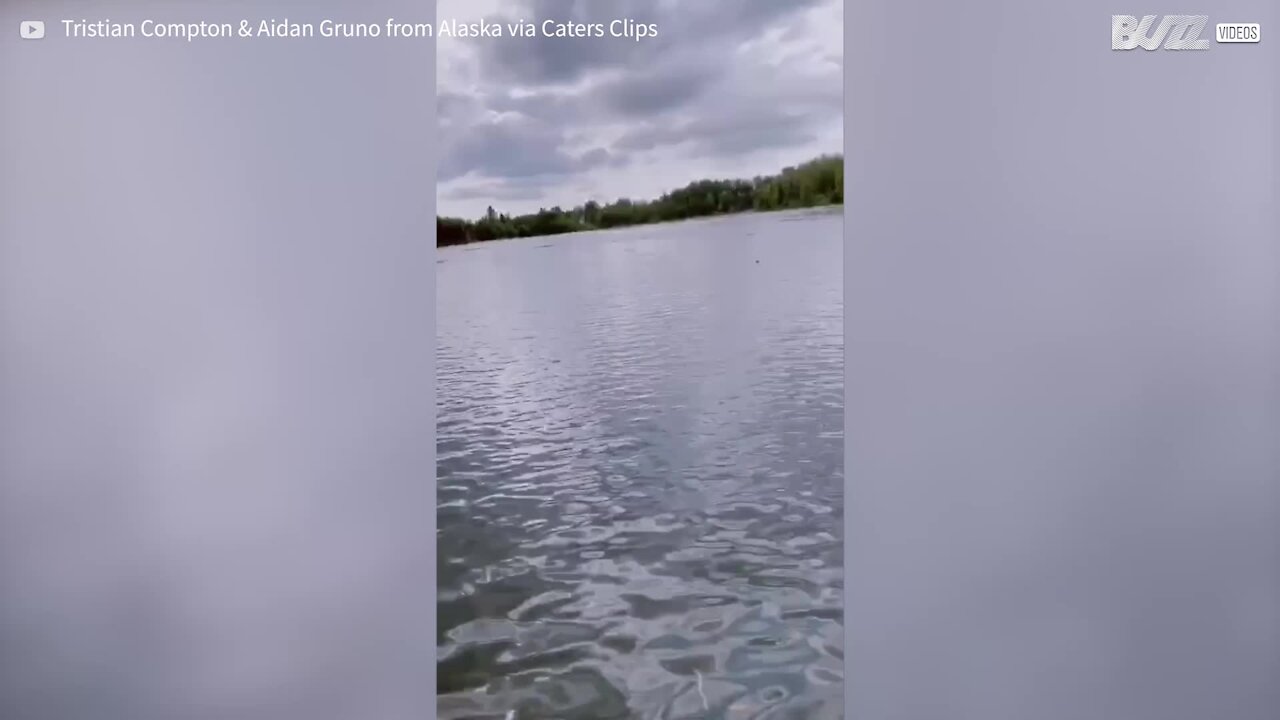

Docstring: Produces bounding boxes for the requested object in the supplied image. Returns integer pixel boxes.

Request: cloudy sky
[437,0,843,219]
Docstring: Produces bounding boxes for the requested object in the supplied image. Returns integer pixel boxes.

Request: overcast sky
[437,0,843,219]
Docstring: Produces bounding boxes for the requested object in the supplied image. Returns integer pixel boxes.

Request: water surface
[437,208,843,719]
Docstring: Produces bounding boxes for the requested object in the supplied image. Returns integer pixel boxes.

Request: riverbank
[437,154,843,247]
[438,203,843,250]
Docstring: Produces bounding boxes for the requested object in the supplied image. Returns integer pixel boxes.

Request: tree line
[437,154,843,246]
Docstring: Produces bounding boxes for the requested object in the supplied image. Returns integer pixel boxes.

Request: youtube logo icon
[20,20,45,40]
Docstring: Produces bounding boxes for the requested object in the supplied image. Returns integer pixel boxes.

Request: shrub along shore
[437,154,843,246]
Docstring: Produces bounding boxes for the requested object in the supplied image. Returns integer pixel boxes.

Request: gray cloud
[438,115,623,183]
[437,0,843,218]
[444,181,550,203]
[484,91,576,124]
[597,66,718,116]
[478,0,671,85]
[616,111,820,159]
[577,147,627,169]
[438,116,569,182]
[478,0,828,86]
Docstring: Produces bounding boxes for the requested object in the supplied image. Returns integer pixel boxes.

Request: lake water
[437,208,844,719]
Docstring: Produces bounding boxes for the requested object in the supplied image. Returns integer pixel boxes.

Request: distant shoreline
[437,155,843,247]
[437,203,843,250]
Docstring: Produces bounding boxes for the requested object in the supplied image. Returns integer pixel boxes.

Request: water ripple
[438,209,843,719]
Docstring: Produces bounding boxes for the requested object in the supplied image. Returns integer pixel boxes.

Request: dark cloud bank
[437,0,843,218]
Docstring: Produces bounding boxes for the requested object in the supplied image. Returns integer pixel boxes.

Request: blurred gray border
[1,1,436,718]
[845,2,1278,718]
[3,0,1278,718]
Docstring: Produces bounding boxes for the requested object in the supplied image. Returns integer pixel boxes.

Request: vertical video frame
[436,1,844,717]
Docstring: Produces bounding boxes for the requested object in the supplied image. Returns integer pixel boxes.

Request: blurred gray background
[1,0,1278,719]
[847,2,1278,719]
[1,1,435,718]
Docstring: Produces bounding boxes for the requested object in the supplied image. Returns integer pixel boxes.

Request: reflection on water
[437,209,843,719]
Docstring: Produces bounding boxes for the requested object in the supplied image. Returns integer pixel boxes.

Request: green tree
[437,154,843,246]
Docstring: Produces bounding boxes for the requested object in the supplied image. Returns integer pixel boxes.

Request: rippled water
[437,208,843,719]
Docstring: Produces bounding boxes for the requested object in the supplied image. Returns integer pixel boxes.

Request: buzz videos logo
[1111,15,1261,50]
[1112,15,1209,49]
